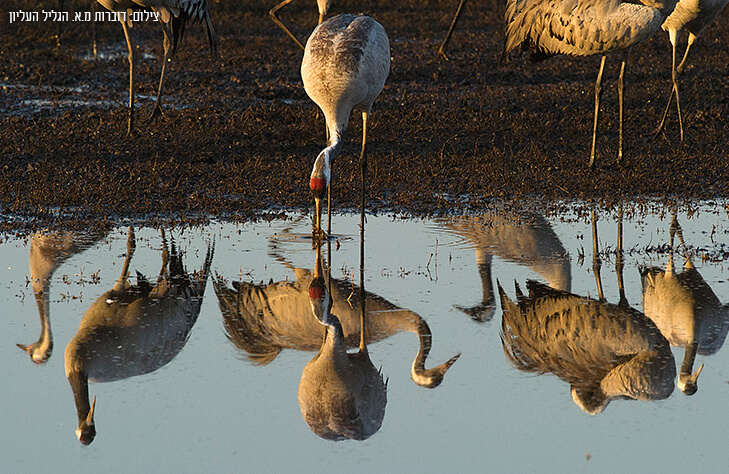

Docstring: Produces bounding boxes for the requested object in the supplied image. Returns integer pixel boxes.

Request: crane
[301,13,390,238]
[502,0,677,168]
[653,0,729,139]
[96,0,216,134]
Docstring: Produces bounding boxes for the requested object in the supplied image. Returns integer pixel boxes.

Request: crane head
[310,149,331,200]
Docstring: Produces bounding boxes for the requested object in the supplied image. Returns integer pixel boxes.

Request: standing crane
[270,0,332,49]
[301,14,390,238]
[96,0,216,135]
[653,0,729,139]
[502,0,677,168]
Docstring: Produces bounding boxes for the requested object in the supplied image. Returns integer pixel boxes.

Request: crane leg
[677,32,696,74]
[148,21,174,123]
[269,0,306,50]
[360,110,368,230]
[672,30,685,142]
[617,51,626,163]
[121,19,136,135]
[653,85,675,138]
[653,30,684,141]
[359,111,368,339]
[92,3,98,59]
[437,0,468,60]
[589,55,606,169]
[326,124,332,237]
[326,167,332,237]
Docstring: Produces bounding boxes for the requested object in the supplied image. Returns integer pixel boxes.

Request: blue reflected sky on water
[2,203,729,472]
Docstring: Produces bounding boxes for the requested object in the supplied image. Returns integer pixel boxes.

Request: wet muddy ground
[1,0,729,232]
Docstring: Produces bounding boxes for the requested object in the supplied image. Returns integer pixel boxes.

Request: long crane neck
[324,133,343,160]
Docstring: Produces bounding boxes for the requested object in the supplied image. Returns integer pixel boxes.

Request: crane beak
[313,196,323,237]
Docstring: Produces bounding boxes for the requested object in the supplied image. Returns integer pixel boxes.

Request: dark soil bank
[2,0,728,231]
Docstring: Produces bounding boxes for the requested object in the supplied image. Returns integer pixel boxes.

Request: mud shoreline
[2,0,728,233]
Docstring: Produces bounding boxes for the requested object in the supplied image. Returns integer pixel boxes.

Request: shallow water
[3,204,729,472]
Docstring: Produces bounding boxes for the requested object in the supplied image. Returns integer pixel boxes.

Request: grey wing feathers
[503,0,665,61]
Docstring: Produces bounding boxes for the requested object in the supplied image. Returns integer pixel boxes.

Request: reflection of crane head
[678,364,704,396]
[308,276,332,325]
[571,386,608,415]
[453,303,495,323]
[410,319,461,388]
[411,352,461,388]
[76,396,96,446]
[16,342,52,364]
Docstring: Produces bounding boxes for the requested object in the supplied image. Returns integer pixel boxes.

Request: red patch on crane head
[310,177,327,192]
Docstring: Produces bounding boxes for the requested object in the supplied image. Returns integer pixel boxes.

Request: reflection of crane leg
[114,227,136,292]
[615,206,627,306]
[152,229,171,296]
[591,210,605,301]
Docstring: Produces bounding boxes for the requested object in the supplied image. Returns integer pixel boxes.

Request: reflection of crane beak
[87,396,96,425]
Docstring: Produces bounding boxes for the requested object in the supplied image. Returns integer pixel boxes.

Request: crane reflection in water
[297,242,387,440]
[17,229,105,365]
[64,228,214,444]
[498,211,676,414]
[641,214,729,395]
[437,211,572,323]
[214,231,460,439]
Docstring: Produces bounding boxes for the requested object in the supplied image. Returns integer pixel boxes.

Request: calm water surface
[3,203,729,472]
